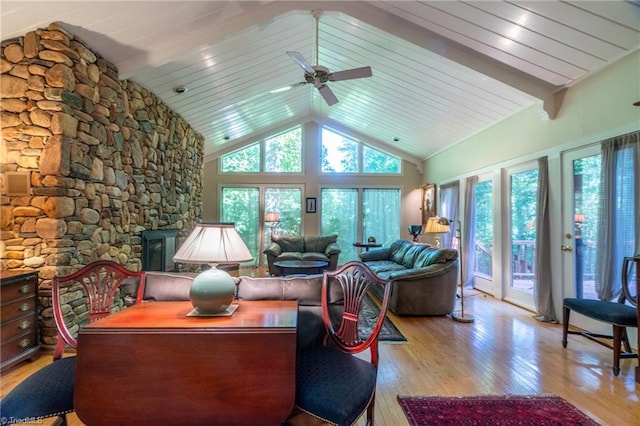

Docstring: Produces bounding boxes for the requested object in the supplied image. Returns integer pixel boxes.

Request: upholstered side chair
[562,255,639,376]
[292,261,392,425]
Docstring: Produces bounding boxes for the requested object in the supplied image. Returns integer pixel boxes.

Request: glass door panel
[505,164,538,308]
[473,177,494,293]
[222,186,302,266]
[561,145,604,332]
[321,188,358,262]
[265,188,302,237]
[221,187,260,266]
[572,153,600,300]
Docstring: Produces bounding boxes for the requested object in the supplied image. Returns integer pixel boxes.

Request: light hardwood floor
[1,272,638,425]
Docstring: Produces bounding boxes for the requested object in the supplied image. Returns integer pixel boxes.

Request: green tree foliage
[265,188,302,236]
[573,155,600,243]
[363,146,401,173]
[221,143,260,172]
[264,127,302,172]
[221,187,260,264]
[321,189,358,261]
[221,126,302,173]
[321,128,401,174]
[474,180,493,250]
[511,169,538,241]
[321,129,358,173]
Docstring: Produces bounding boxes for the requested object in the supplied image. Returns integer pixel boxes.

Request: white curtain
[321,188,358,262]
[363,189,401,247]
[463,176,478,288]
[439,181,459,249]
[533,156,556,322]
[595,131,640,301]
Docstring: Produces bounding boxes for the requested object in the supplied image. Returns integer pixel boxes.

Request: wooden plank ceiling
[2,1,639,164]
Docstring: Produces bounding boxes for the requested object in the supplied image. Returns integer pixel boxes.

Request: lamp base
[189,266,236,314]
[187,303,239,317]
[451,312,475,323]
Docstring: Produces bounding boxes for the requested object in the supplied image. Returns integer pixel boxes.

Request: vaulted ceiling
[2,1,639,164]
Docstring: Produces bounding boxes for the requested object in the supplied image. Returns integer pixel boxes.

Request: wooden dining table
[74,300,298,425]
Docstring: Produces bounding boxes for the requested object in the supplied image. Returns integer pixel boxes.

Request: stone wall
[0,23,204,346]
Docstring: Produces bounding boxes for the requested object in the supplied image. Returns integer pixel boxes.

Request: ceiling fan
[284,9,372,106]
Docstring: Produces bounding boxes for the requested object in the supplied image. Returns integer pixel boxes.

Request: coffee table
[273,260,329,275]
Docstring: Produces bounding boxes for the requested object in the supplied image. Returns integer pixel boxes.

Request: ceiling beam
[330,1,564,119]
[116,1,563,120]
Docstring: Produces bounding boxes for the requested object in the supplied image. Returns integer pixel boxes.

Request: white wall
[424,51,640,182]
[422,51,639,346]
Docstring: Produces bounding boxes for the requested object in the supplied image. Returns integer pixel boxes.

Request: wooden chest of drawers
[1,271,40,371]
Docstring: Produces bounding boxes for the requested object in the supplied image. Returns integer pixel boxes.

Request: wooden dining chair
[293,261,391,426]
[0,260,145,425]
[562,255,639,376]
[52,260,146,359]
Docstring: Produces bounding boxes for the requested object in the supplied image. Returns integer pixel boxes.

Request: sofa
[263,234,341,276]
[359,239,459,316]
[121,271,344,350]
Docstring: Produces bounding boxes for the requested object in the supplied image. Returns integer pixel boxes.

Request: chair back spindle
[52,260,145,359]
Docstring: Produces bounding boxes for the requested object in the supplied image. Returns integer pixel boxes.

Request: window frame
[219,125,304,174]
[321,126,402,175]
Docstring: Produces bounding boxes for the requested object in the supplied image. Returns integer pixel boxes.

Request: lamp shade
[264,212,280,223]
[173,222,252,265]
[173,223,252,315]
[425,217,450,234]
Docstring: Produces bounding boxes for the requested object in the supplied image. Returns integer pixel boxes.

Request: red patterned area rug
[397,394,600,425]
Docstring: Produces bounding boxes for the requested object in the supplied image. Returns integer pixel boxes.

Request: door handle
[561,245,572,252]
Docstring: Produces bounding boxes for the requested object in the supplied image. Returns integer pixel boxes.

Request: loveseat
[359,239,459,316]
[263,234,341,276]
[122,271,344,350]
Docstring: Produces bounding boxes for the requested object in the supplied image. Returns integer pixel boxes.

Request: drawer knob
[19,338,30,348]
[20,284,31,294]
[19,320,31,330]
[19,302,31,312]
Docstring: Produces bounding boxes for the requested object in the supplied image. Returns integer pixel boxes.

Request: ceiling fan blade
[317,84,338,106]
[287,51,314,75]
[329,66,372,82]
[269,81,308,94]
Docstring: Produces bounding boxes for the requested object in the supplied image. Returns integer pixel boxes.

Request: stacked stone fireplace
[1,23,204,346]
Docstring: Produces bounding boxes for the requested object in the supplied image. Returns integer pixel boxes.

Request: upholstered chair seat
[0,356,76,424]
[296,346,377,425]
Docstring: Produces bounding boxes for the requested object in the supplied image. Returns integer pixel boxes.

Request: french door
[561,145,603,331]
[503,162,538,309]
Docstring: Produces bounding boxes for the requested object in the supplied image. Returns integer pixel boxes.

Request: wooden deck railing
[474,240,597,282]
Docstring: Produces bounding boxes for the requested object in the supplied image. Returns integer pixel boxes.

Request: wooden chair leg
[622,328,632,353]
[613,325,623,376]
[366,394,375,426]
[562,306,570,348]
[52,415,67,426]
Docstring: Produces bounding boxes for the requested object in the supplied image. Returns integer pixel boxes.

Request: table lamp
[173,222,253,316]
[264,211,280,238]
[425,217,450,248]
